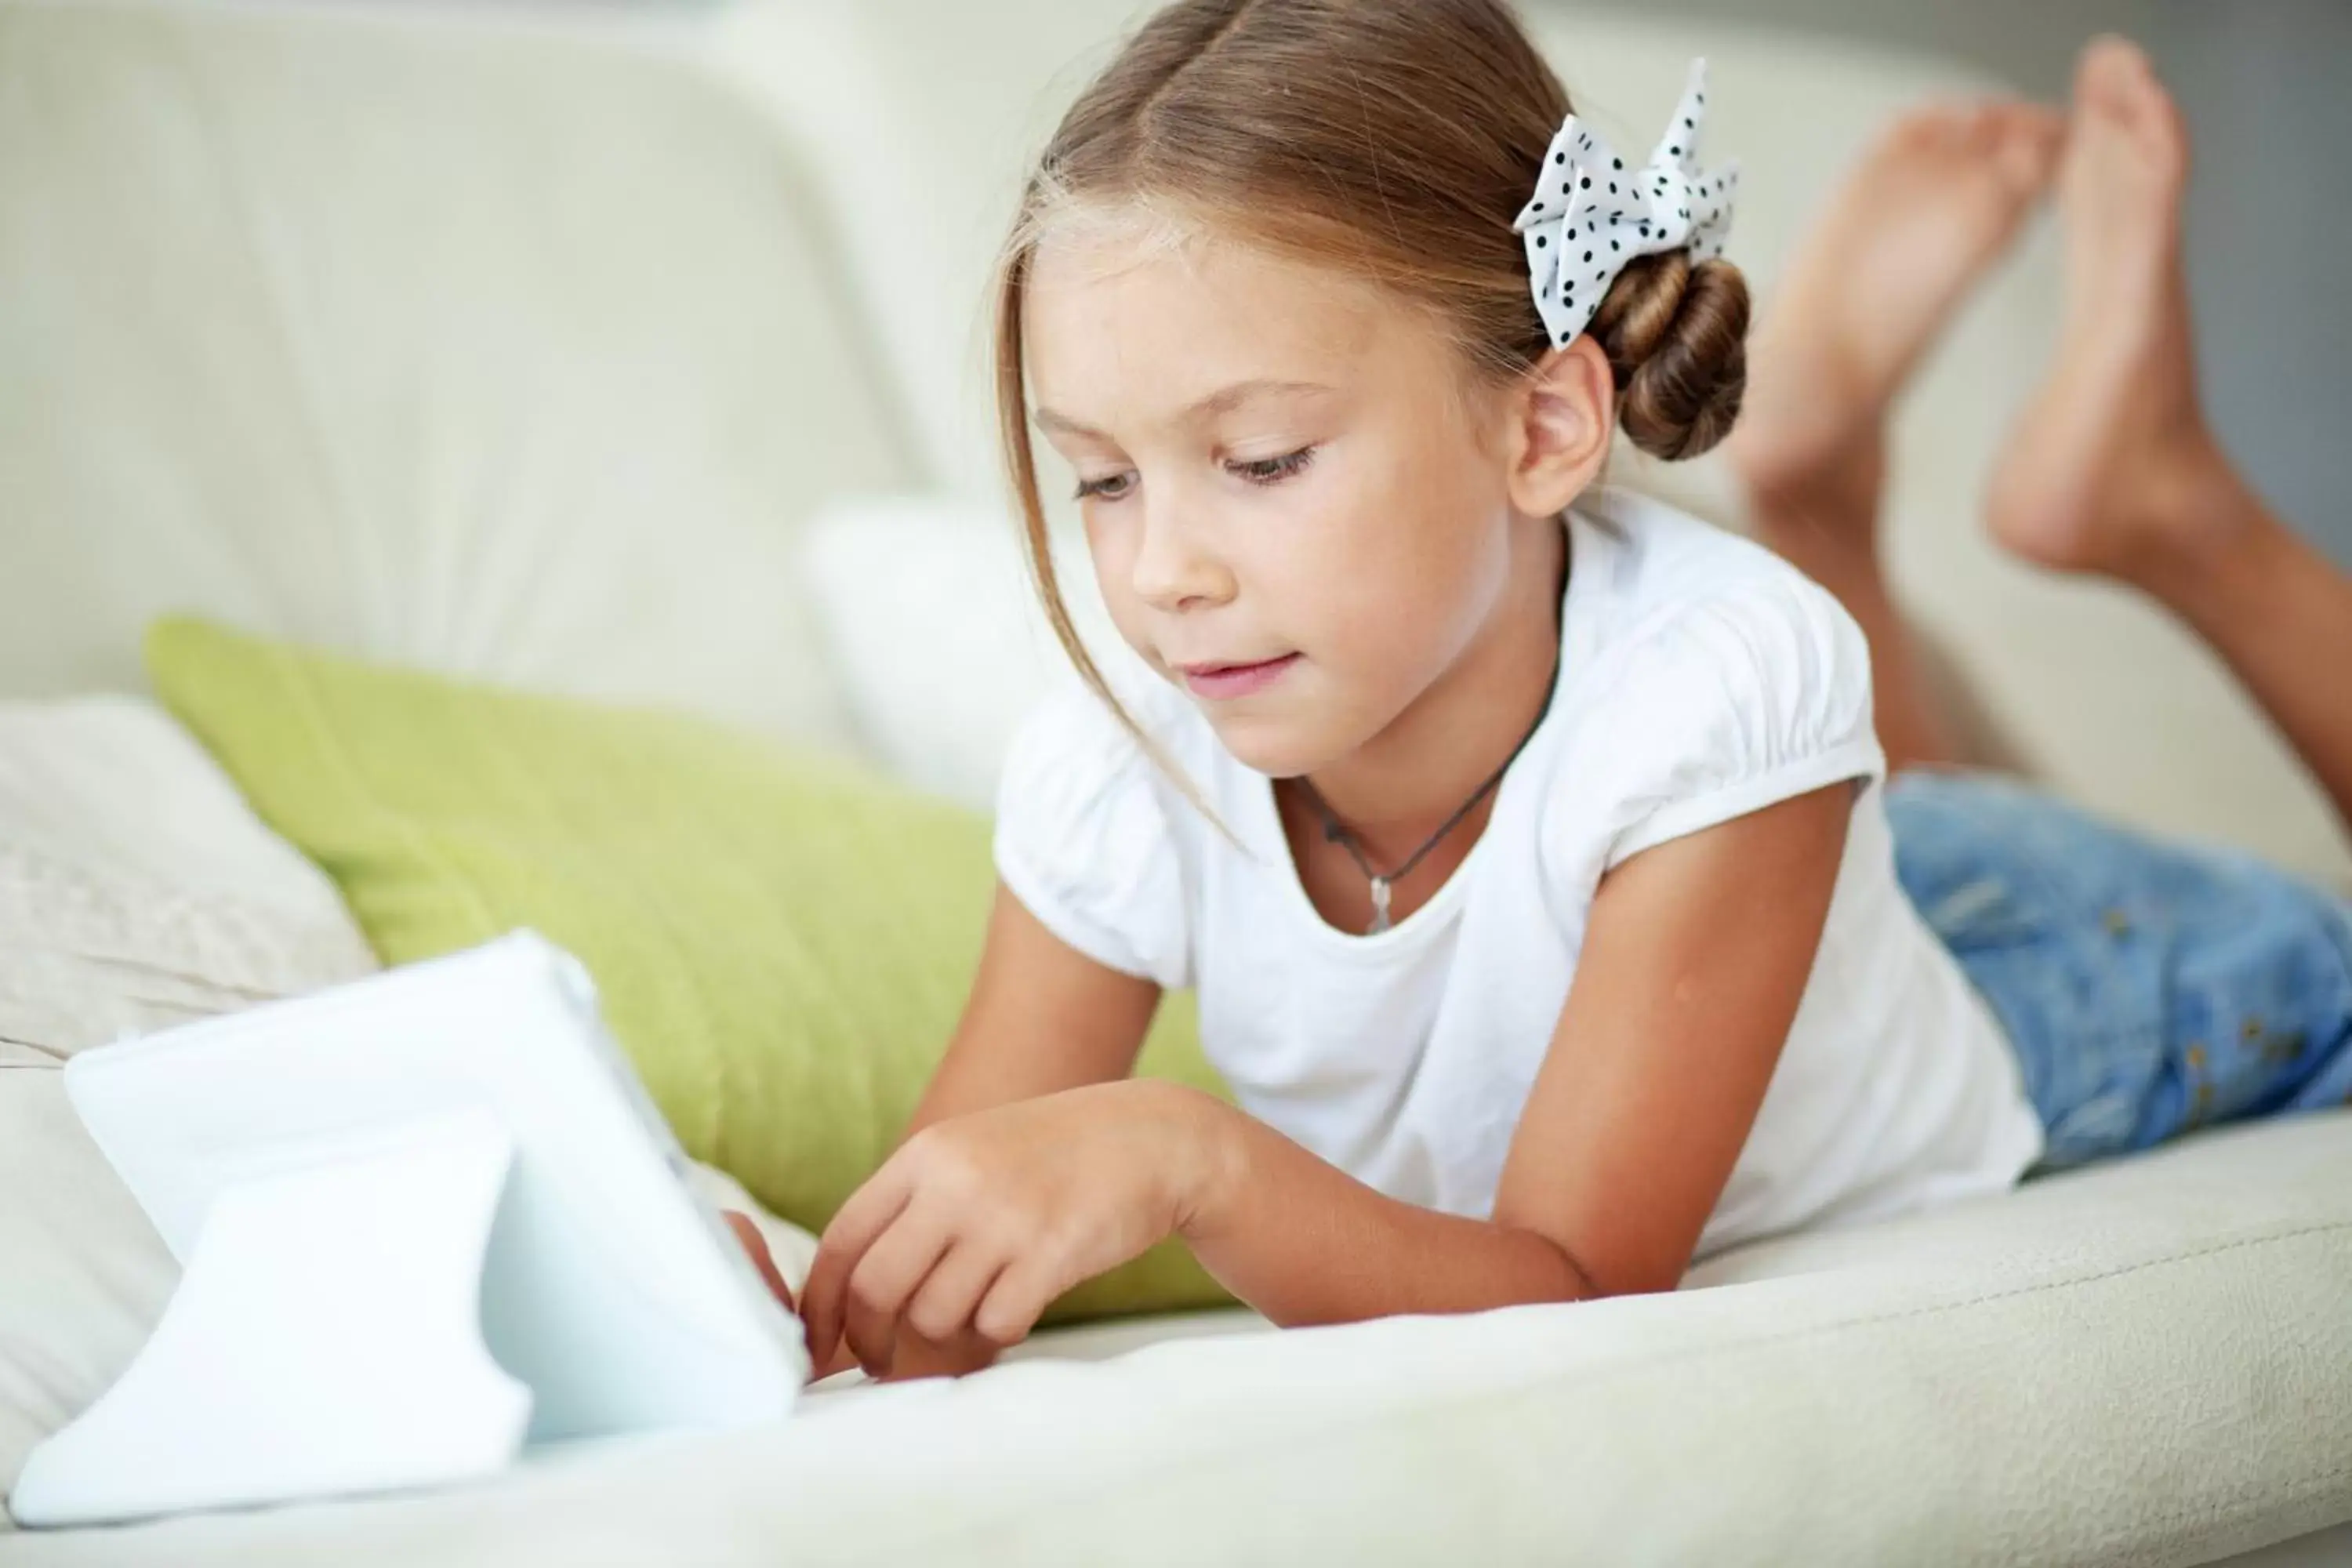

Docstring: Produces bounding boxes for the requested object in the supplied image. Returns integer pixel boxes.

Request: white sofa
[3,1,2350,1562]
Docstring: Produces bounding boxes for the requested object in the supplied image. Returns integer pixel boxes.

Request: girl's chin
[1197,706,1349,781]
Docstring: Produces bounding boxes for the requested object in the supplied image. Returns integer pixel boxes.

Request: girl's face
[1023,215,1546,779]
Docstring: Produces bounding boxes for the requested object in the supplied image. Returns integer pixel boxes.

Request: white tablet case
[9,931,806,1528]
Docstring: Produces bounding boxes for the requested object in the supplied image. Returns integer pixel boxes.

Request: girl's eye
[1073,471,1135,503]
[1229,445,1318,486]
[1073,445,1316,502]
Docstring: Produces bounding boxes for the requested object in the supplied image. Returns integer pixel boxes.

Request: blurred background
[3,0,2347,884]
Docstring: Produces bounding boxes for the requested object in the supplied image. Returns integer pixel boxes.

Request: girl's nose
[1130,501,1236,614]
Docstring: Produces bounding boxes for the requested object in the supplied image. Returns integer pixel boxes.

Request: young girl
[779,3,2352,1381]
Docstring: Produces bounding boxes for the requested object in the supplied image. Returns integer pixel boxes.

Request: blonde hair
[991,0,1748,746]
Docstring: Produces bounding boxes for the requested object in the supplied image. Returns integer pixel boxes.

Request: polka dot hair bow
[1512,58,1741,350]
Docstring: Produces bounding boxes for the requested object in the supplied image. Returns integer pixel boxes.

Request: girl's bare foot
[1730,100,2064,521]
[1984,39,2352,834]
[1728,100,2060,775]
[1987,38,2242,583]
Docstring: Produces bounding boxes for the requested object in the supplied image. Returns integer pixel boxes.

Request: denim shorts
[1886,770,2352,1171]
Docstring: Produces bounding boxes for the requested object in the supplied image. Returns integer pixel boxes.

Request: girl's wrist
[1131,1080,1243,1240]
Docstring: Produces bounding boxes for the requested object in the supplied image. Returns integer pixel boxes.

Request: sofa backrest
[0,0,913,751]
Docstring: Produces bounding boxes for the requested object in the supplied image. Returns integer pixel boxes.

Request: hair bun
[1584,251,1749,461]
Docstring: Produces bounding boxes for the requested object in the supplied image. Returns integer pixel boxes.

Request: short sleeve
[993,679,1192,989]
[1589,572,1886,871]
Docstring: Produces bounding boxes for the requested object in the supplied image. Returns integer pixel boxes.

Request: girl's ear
[1504,336,1615,518]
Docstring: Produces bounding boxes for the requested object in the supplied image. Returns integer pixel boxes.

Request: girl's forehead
[1025,206,1395,391]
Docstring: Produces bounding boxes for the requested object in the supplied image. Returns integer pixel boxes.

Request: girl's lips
[1179,652,1301,700]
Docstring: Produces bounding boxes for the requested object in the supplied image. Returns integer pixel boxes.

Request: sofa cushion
[16,1112,2348,1564]
[143,616,1234,1325]
[801,495,1116,813]
[0,697,379,1058]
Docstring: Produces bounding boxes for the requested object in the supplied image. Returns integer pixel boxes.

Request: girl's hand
[798,1080,1225,1378]
[721,1207,1022,1382]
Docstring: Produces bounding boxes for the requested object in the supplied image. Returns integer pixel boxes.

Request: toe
[1954,100,2002,143]
[2016,103,2070,153]
[1887,102,1967,157]
[2074,35,2189,183]
[1880,114,1926,155]
[1988,103,2067,191]
[2075,34,2150,114]
[2121,55,2190,176]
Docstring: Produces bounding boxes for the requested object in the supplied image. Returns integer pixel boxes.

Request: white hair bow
[1512,58,1740,350]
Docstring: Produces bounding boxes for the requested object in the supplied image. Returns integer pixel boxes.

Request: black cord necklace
[1292,630,1564,936]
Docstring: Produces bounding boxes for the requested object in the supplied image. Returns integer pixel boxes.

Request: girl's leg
[1986,38,2352,838]
[1726,100,2063,775]
[1893,42,2352,1158]
[1889,770,2352,1162]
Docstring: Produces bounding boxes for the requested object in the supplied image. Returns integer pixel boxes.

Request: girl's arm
[779,882,1160,1378]
[901,882,1163,1139]
[1180,780,1853,1317]
[795,780,1852,1370]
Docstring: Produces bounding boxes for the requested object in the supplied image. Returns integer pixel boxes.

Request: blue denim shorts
[1886,770,2352,1171]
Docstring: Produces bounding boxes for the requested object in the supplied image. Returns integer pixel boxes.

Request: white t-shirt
[993,488,2045,1258]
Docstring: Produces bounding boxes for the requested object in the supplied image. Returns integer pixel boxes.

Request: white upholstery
[0,697,379,1058]
[6,1116,2349,1566]
[4,1,2350,1563]
[0,0,909,750]
[801,495,1128,810]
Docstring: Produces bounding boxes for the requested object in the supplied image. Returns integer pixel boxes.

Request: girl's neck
[1290,512,1569,865]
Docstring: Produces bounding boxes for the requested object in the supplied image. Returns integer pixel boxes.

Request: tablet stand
[10,1108,533,1526]
[10,931,804,1530]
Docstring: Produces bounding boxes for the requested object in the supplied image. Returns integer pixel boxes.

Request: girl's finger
[722,1210,794,1312]
[882,1323,1002,1381]
[800,1166,914,1370]
[840,1204,956,1377]
[971,1256,1058,1349]
[901,1238,1010,1347]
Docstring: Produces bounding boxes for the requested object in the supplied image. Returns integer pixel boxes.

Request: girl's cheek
[1087,543,1166,666]
[1083,518,1137,605]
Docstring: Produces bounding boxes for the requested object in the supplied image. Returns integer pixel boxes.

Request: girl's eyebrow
[1033,378,1336,439]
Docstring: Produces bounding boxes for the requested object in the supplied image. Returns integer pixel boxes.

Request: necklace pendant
[1368,877,1393,935]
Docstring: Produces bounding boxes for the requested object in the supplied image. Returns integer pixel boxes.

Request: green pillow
[145,617,1233,1324]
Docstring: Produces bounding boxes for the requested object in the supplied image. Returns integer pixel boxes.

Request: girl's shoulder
[1568,486,1852,658]
[1535,488,1885,873]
